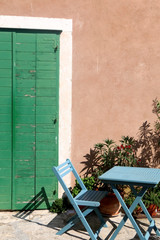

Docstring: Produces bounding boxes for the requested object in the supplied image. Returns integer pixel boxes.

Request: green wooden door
[0,29,59,210]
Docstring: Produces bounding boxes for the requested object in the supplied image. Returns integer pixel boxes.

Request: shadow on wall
[81,99,160,176]
[135,121,160,168]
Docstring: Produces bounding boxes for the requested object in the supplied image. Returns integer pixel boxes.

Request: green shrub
[143,185,160,209]
[50,197,72,213]
[124,185,160,210]
[71,176,97,197]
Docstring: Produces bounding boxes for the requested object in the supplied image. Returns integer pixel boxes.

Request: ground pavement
[0,210,160,240]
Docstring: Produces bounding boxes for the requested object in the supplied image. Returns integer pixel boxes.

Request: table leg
[131,186,160,237]
[109,184,148,240]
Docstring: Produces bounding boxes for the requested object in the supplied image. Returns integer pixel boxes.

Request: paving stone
[0,210,160,240]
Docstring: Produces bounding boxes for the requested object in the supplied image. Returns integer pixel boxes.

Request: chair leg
[57,207,102,240]
[78,207,107,240]
[57,208,94,236]
[56,213,79,235]
[77,208,98,240]
[93,208,107,239]
[94,208,107,228]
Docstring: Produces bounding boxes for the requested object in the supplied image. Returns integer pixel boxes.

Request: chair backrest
[53,159,87,204]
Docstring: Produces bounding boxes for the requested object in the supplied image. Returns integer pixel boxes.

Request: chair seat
[75,190,107,207]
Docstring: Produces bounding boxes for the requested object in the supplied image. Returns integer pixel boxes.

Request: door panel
[12,32,36,209]
[0,29,59,210]
[35,33,59,208]
[0,31,12,209]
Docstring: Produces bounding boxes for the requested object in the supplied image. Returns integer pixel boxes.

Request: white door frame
[0,15,72,196]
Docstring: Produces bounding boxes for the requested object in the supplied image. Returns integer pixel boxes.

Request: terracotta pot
[147,204,157,217]
[135,206,142,215]
[100,193,121,216]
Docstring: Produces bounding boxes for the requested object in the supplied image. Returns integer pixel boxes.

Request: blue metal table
[99,166,160,240]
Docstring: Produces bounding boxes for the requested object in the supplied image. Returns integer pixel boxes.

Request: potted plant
[93,136,138,216]
[99,192,121,216]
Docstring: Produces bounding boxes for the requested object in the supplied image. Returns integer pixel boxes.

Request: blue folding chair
[52,159,108,240]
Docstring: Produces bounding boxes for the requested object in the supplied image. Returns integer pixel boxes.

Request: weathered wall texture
[0,0,159,174]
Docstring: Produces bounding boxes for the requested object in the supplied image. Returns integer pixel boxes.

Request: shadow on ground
[13,210,160,240]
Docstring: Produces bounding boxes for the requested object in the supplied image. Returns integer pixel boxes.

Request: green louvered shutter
[0,31,12,209]
[35,34,59,209]
[0,29,59,210]
[12,32,37,210]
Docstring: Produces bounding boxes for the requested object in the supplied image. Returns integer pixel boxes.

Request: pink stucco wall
[0,0,159,174]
